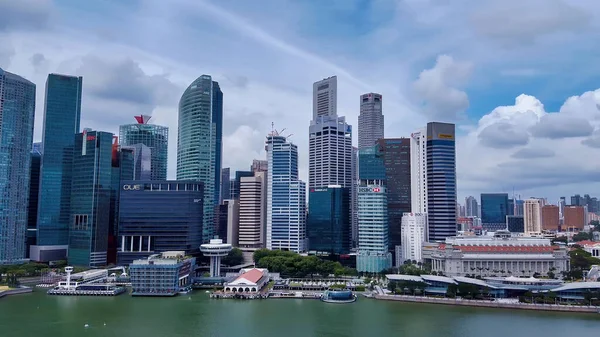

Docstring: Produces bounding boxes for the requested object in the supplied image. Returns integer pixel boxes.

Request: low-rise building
[425,231,570,277]
[129,251,195,296]
[577,240,600,258]
[223,268,270,293]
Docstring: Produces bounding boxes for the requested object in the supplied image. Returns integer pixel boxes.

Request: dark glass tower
[426,122,457,242]
[0,68,36,264]
[119,115,168,181]
[307,186,350,255]
[481,193,509,231]
[27,147,42,258]
[37,73,82,247]
[68,130,113,267]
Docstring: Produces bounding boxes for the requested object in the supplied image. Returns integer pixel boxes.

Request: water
[1,290,599,337]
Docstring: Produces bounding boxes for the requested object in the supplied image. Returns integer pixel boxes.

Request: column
[121,236,125,252]
[147,236,151,252]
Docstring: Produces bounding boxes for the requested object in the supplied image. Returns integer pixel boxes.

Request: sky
[1,0,600,203]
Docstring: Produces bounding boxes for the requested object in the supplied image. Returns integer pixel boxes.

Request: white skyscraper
[358,93,384,149]
[400,213,427,263]
[351,146,359,247]
[312,76,337,120]
[410,128,427,214]
[524,199,543,234]
[465,196,479,217]
[238,172,266,251]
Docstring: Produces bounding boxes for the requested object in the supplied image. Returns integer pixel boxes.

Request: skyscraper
[69,130,113,267]
[351,146,358,247]
[266,131,306,253]
[524,199,542,234]
[426,122,457,241]
[238,172,267,251]
[356,144,392,272]
[220,167,231,202]
[307,186,350,255]
[400,212,427,263]
[177,75,223,242]
[27,145,42,257]
[358,93,384,149]
[119,115,168,180]
[121,143,151,180]
[312,76,337,120]
[309,116,353,189]
[410,128,427,214]
[378,138,411,255]
[480,193,509,231]
[37,73,82,249]
[465,196,478,217]
[0,68,36,264]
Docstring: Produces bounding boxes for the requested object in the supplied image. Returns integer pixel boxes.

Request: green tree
[222,248,244,266]
[446,284,457,298]
[572,232,591,242]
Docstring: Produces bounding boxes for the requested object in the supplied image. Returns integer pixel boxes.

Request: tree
[446,284,457,298]
[222,248,244,266]
[573,232,591,242]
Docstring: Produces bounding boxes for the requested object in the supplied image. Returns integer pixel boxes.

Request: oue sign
[123,184,141,191]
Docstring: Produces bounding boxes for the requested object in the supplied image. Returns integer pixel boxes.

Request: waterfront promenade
[0,287,33,298]
[374,294,600,314]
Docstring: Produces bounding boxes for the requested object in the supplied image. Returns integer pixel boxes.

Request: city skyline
[2,1,600,202]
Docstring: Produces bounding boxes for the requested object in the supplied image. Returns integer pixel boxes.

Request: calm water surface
[1,290,599,337]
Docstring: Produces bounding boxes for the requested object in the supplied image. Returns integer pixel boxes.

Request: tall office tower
[378,138,411,256]
[230,170,254,199]
[27,146,42,257]
[480,193,509,231]
[524,199,543,234]
[358,93,384,149]
[238,172,267,251]
[121,143,151,180]
[571,194,582,206]
[410,128,427,214]
[37,73,82,251]
[177,75,223,242]
[465,196,478,217]
[69,130,113,267]
[266,131,307,253]
[0,69,35,264]
[541,205,560,231]
[425,122,457,241]
[356,144,392,273]
[515,199,524,216]
[226,199,240,246]
[221,167,231,202]
[119,115,168,181]
[563,206,585,231]
[118,181,204,265]
[508,199,515,216]
[312,76,337,119]
[307,186,350,255]
[309,115,353,189]
[351,146,358,247]
[251,159,268,173]
[400,212,427,264]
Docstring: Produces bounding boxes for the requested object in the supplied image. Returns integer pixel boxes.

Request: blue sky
[1,0,600,203]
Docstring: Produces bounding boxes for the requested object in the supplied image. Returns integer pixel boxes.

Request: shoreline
[0,287,33,299]
[374,294,600,314]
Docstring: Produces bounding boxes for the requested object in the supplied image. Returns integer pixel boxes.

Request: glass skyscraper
[426,122,457,242]
[481,193,509,231]
[177,75,223,242]
[119,115,168,181]
[69,130,113,267]
[27,147,42,258]
[0,68,36,264]
[266,133,306,253]
[37,73,82,247]
[307,186,350,255]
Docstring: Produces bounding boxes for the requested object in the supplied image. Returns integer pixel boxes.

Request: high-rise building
[378,138,411,255]
[425,122,457,241]
[220,167,231,202]
[524,199,543,234]
[251,159,268,173]
[571,194,583,206]
[0,68,35,264]
[119,115,168,180]
[507,215,525,233]
[312,76,337,120]
[230,170,254,199]
[117,181,204,265]
[177,75,223,242]
[541,205,560,231]
[410,129,427,214]
[121,143,151,180]
[225,199,240,246]
[480,193,509,231]
[356,144,391,273]
[266,132,306,253]
[351,146,359,247]
[307,186,350,255]
[400,212,427,263]
[515,199,524,216]
[27,146,42,258]
[238,172,267,251]
[465,196,478,217]
[69,130,113,267]
[37,73,82,249]
[559,197,566,218]
[358,93,384,149]
[563,206,585,231]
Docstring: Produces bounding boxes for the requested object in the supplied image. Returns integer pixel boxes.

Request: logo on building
[123,184,141,191]
[193,199,202,203]
[359,187,383,193]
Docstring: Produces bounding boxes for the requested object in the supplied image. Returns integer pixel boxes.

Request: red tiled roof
[454,245,557,253]
[576,240,600,247]
[236,268,264,284]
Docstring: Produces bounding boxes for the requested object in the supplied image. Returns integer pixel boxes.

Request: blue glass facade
[117,181,203,265]
[130,256,195,296]
[481,193,509,230]
[0,69,36,264]
[426,122,457,242]
[37,74,82,246]
[119,122,168,180]
[69,131,113,267]
[27,149,41,257]
[307,187,350,254]
[177,75,222,242]
[358,144,385,181]
[108,146,135,264]
[507,216,524,233]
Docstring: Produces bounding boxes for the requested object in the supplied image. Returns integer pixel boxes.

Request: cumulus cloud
[0,0,53,32]
[511,148,555,159]
[530,114,593,139]
[0,38,15,67]
[29,53,48,73]
[413,55,473,121]
[471,0,591,45]
[478,122,530,149]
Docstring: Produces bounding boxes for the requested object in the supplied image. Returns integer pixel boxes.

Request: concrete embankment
[374,294,600,314]
[0,287,33,299]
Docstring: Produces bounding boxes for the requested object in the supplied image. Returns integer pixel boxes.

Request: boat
[178,287,192,295]
[321,289,357,304]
